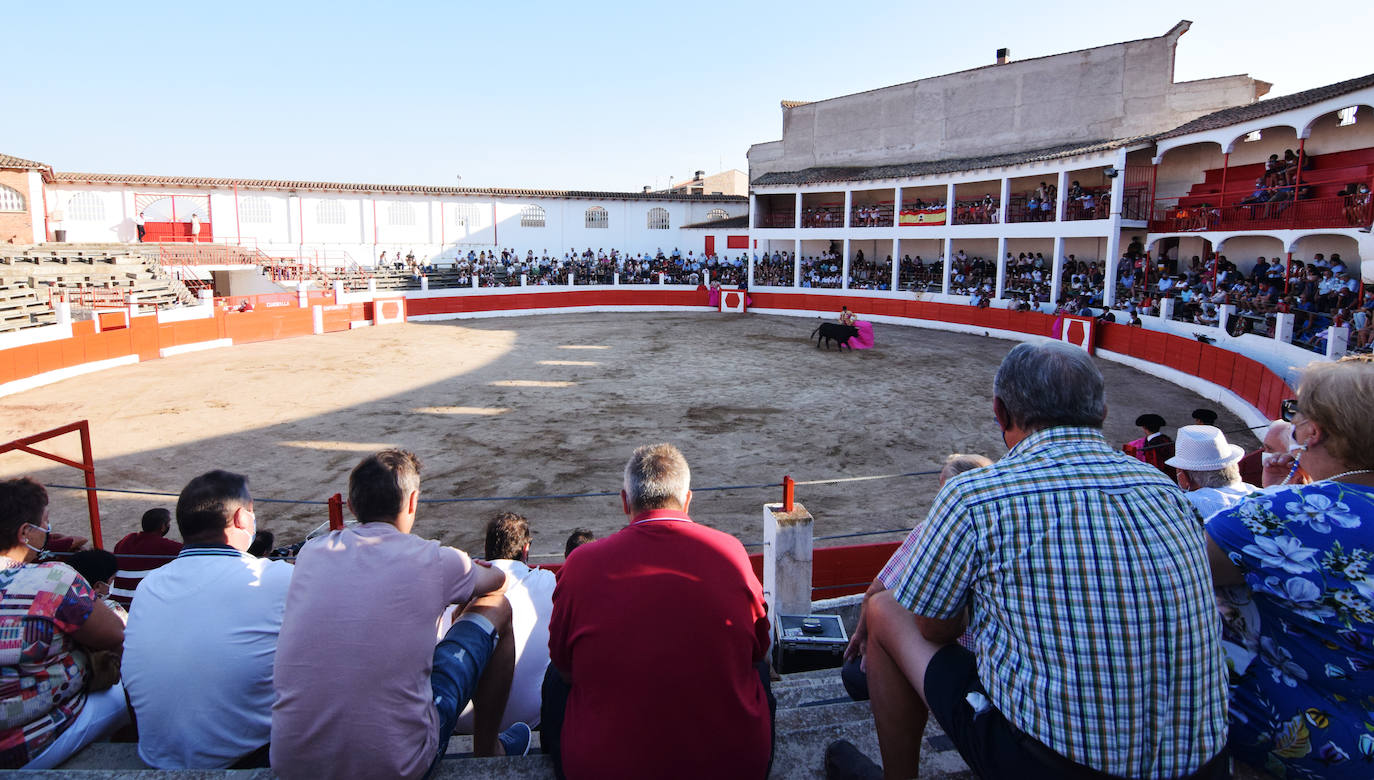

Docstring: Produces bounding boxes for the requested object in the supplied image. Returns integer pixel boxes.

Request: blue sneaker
[498,722,532,757]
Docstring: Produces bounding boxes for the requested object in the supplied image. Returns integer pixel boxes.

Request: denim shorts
[431,612,499,759]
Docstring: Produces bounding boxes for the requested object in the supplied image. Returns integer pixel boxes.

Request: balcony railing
[1148,195,1369,233]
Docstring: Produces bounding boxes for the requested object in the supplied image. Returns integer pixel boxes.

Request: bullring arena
[0,311,1260,555]
[1,15,1371,780]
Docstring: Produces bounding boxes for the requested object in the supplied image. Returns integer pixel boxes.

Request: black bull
[810,322,859,350]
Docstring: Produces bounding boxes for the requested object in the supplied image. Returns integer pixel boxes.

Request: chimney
[996,48,1010,65]
[694,170,705,180]
[643,185,652,193]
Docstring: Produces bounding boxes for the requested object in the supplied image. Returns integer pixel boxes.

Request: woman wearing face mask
[0,478,128,769]
[1204,356,1374,778]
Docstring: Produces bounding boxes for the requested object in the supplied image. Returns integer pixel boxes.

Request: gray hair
[623,443,691,512]
[940,453,993,485]
[993,342,1107,431]
[1183,463,1242,489]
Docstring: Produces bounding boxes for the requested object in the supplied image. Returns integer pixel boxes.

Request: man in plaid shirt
[844,341,1228,779]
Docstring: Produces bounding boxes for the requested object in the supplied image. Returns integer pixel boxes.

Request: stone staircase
[26,667,974,779]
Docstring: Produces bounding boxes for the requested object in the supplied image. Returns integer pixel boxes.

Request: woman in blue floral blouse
[1206,356,1374,778]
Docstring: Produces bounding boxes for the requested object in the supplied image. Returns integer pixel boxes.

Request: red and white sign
[1060,316,1095,354]
[719,290,746,313]
[373,296,406,325]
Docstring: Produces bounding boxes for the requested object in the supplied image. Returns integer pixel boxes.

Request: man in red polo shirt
[545,443,772,779]
[111,508,182,608]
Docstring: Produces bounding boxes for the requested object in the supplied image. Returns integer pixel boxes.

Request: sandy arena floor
[0,312,1259,560]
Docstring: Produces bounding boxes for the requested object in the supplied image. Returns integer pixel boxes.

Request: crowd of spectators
[393,247,751,288]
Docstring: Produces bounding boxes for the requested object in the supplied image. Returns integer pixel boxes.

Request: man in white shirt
[121,470,293,768]
[444,512,554,733]
[1165,426,1258,520]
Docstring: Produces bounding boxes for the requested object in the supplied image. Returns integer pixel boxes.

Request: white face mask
[23,523,50,556]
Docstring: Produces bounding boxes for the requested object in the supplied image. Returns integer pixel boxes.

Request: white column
[1219,303,1237,334]
[312,304,324,335]
[421,275,430,291]
[842,239,851,289]
[763,501,814,622]
[999,177,1011,224]
[995,236,1008,300]
[1102,230,1122,308]
[1050,236,1065,304]
[893,187,903,229]
[941,236,953,295]
[945,183,956,222]
[1273,312,1295,343]
[793,193,802,229]
[1159,297,1176,320]
[794,239,802,287]
[1326,326,1349,358]
[1056,169,1069,222]
[749,193,757,228]
[891,238,900,291]
[843,191,852,229]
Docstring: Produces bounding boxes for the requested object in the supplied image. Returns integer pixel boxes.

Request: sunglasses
[1280,398,1300,422]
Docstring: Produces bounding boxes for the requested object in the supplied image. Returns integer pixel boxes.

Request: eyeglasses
[1280,398,1300,422]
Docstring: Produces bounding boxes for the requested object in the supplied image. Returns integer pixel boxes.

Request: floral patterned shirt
[1207,481,1374,777]
[0,562,96,768]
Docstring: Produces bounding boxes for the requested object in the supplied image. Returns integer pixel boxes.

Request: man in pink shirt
[270,450,528,780]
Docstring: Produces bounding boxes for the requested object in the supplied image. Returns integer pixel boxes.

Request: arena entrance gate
[135,193,212,243]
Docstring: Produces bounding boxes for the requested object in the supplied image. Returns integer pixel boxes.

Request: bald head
[1262,420,1295,455]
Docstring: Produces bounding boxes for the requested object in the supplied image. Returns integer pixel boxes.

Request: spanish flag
[898,208,947,226]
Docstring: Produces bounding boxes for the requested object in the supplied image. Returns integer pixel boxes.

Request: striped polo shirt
[888,426,1227,778]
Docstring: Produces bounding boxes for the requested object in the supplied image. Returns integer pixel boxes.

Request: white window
[585,206,608,229]
[387,201,416,226]
[1338,106,1358,127]
[0,185,23,212]
[520,205,546,228]
[453,204,484,228]
[66,193,106,222]
[239,196,271,224]
[706,208,728,221]
[316,200,346,225]
[647,207,670,230]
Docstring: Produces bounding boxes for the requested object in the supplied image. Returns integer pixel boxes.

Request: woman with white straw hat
[1205,356,1374,779]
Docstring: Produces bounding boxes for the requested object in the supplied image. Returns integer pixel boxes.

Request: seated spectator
[67,549,119,604]
[1165,425,1258,519]
[1206,356,1374,779]
[0,477,129,770]
[841,452,993,703]
[564,527,594,558]
[844,342,1227,778]
[1125,412,1176,479]
[111,507,182,608]
[444,511,554,735]
[122,471,293,769]
[272,450,529,780]
[544,443,771,780]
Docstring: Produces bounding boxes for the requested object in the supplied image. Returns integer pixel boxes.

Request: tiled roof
[1155,72,1374,140]
[49,171,746,202]
[681,215,749,229]
[781,100,812,109]
[0,153,51,171]
[752,138,1144,187]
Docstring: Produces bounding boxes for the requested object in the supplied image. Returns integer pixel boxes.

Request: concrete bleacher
[0,244,197,326]
[38,667,975,779]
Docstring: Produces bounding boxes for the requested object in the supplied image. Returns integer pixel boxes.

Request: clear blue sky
[6,1,1371,192]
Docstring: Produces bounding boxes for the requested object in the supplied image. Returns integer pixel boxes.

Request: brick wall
[0,170,36,245]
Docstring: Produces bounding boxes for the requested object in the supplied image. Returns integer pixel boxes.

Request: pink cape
[847,320,875,349]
